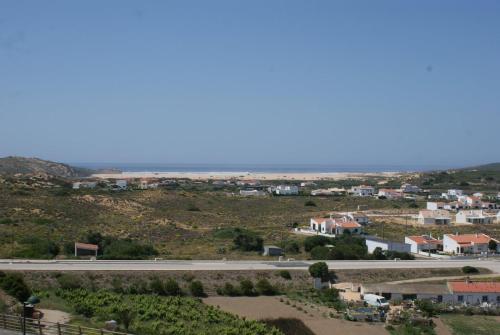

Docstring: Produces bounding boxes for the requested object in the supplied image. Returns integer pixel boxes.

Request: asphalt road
[0,259,499,272]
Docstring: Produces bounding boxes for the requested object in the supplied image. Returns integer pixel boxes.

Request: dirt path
[39,309,71,324]
[434,318,453,335]
[386,273,498,284]
[204,296,388,335]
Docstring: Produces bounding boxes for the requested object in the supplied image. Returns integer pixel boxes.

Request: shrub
[239,279,256,296]
[462,266,479,274]
[189,281,205,297]
[187,204,201,211]
[304,200,316,207]
[278,270,291,280]
[303,235,331,252]
[308,262,329,281]
[310,246,330,260]
[284,240,300,254]
[164,278,182,296]
[102,239,158,260]
[0,272,31,302]
[256,279,277,295]
[222,283,240,296]
[233,229,263,252]
[56,274,82,290]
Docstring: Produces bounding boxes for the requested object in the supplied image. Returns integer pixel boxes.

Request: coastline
[91,171,403,181]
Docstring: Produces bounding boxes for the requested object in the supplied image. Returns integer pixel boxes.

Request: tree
[239,279,256,296]
[284,240,300,254]
[372,247,386,260]
[164,278,182,296]
[256,279,276,295]
[308,262,329,281]
[304,235,331,252]
[488,239,498,251]
[114,306,136,331]
[189,280,205,297]
[462,266,479,274]
[310,246,330,260]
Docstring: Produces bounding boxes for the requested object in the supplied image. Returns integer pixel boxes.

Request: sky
[1,0,500,168]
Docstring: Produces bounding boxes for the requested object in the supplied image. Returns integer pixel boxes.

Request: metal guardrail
[0,314,132,335]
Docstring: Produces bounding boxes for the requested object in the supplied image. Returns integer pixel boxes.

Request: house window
[497,296,500,303]
[437,295,443,303]
[482,296,488,302]
[458,295,463,302]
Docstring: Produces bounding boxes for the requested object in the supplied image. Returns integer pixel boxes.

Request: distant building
[263,245,283,256]
[405,235,442,254]
[269,185,299,195]
[400,184,421,193]
[72,181,97,190]
[311,188,344,196]
[463,196,482,208]
[417,210,451,225]
[378,189,404,199]
[448,281,500,305]
[300,181,317,187]
[442,189,463,200]
[115,180,128,189]
[341,212,369,225]
[365,236,411,254]
[456,210,495,224]
[239,189,267,197]
[443,233,499,254]
[74,242,98,257]
[310,217,362,235]
[350,185,375,197]
[426,202,444,210]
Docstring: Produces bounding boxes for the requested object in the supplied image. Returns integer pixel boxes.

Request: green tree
[488,239,498,251]
[189,281,205,297]
[308,262,329,281]
[256,279,276,295]
[239,279,256,296]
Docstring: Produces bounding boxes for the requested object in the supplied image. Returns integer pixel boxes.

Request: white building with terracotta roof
[443,233,499,254]
[417,210,451,225]
[456,210,495,224]
[405,235,442,254]
[448,280,500,305]
[310,217,362,235]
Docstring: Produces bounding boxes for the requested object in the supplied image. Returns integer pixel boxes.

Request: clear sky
[1,0,499,167]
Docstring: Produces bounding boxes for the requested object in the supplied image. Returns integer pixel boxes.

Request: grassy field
[440,314,500,335]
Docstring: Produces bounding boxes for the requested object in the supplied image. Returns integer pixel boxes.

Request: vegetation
[0,271,31,302]
[46,289,283,335]
[440,314,500,335]
[261,318,315,335]
[278,270,292,280]
[189,280,205,297]
[462,266,479,274]
[308,262,329,281]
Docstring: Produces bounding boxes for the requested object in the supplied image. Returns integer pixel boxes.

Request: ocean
[72,163,449,173]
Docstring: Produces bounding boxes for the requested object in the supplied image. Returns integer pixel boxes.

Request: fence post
[3,314,6,329]
[79,325,83,335]
[38,319,43,335]
[101,329,104,335]
[57,322,62,335]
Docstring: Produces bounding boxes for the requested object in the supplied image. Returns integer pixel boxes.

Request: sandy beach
[91,171,401,181]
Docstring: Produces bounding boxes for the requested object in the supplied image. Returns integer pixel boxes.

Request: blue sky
[1,0,499,167]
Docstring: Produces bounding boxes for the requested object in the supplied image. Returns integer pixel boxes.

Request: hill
[0,156,94,177]
[463,162,500,172]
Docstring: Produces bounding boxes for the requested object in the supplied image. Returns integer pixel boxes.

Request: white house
[115,180,128,189]
[448,281,500,305]
[240,189,266,197]
[472,192,484,199]
[365,236,411,254]
[456,210,495,224]
[310,217,362,235]
[464,196,482,208]
[400,184,421,193]
[417,210,451,225]
[405,235,442,254]
[342,212,370,225]
[427,202,445,210]
[72,181,97,190]
[270,185,299,195]
[350,185,375,197]
[443,233,499,254]
[378,189,404,199]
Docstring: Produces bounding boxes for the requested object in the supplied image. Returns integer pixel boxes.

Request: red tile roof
[445,233,492,244]
[449,281,500,293]
[406,235,442,245]
[336,220,361,228]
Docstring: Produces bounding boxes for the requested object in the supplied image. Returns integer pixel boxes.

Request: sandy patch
[204,296,388,335]
[39,309,71,324]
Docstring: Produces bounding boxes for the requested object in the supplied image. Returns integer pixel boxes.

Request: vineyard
[46,289,283,335]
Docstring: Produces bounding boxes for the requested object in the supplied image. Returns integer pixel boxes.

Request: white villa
[342,212,370,225]
[405,235,442,254]
[270,185,299,195]
[349,185,375,197]
[378,189,404,199]
[417,210,451,225]
[310,217,362,235]
[443,233,499,254]
[400,184,421,193]
[442,189,463,200]
[455,210,495,224]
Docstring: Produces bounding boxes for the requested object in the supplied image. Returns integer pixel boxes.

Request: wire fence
[0,314,132,335]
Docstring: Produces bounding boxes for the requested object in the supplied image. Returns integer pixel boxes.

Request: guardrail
[0,314,131,335]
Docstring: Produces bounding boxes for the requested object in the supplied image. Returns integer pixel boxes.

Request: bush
[304,235,331,252]
[189,281,205,297]
[310,246,330,260]
[0,272,31,302]
[256,279,277,295]
[164,278,182,296]
[149,277,165,295]
[222,282,240,296]
[233,229,263,252]
[239,279,256,296]
[414,299,437,317]
[102,239,158,260]
[56,274,82,290]
[304,200,316,207]
[462,266,479,274]
[278,270,292,280]
[284,240,300,254]
[308,262,329,281]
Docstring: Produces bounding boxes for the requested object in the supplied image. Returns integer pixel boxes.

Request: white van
[363,294,390,309]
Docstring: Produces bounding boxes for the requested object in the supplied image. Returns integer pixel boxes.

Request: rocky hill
[0,156,95,177]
